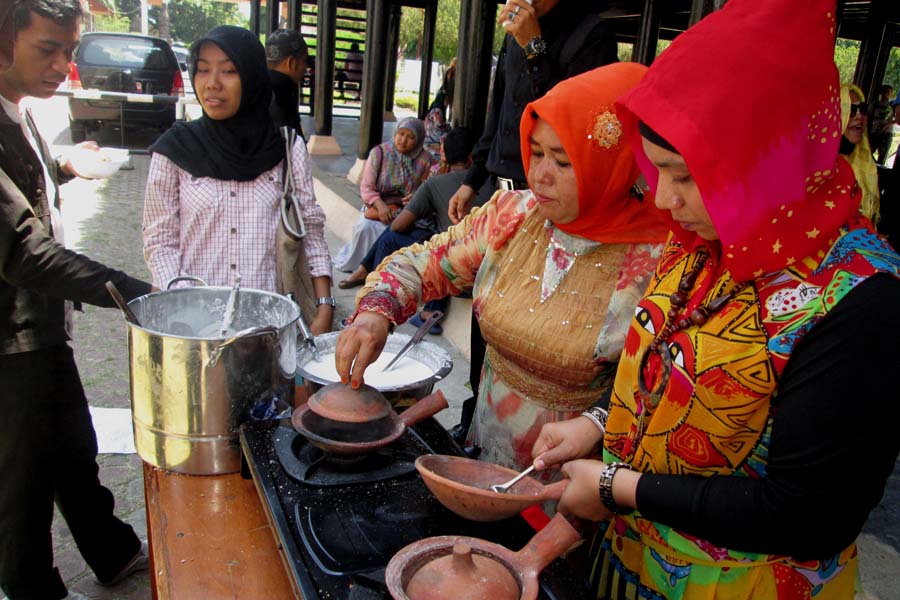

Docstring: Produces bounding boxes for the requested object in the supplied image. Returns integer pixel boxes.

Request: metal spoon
[490,465,535,494]
[382,311,444,372]
[219,274,241,337]
[105,280,141,326]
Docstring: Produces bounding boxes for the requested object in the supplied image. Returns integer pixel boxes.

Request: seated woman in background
[143,25,333,334]
[423,58,455,165]
[841,82,881,224]
[334,117,432,281]
[531,2,900,598]
[335,63,669,474]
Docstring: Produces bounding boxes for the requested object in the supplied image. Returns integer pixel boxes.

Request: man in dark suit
[0,1,152,597]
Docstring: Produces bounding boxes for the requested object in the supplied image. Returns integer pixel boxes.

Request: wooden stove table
[143,463,299,599]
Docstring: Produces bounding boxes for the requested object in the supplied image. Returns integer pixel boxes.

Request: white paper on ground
[88,406,136,454]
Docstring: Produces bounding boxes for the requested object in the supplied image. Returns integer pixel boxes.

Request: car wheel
[69,119,87,143]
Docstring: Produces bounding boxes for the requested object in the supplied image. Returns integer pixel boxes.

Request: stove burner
[273,421,421,487]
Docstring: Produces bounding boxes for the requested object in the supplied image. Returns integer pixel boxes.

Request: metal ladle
[105,280,141,326]
[490,465,535,494]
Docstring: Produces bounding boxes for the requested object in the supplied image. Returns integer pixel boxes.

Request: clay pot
[291,391,448,456]
[416,455,567,522]
[386,512,581,600]
[306,382,392,423]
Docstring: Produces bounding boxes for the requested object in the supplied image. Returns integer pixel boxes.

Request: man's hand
[498,0,541,48]
[448,185,477,224]
[532,416,603,471]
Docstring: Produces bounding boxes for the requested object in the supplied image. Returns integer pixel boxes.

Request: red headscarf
[519,63,669,244]
[617,0,860,282]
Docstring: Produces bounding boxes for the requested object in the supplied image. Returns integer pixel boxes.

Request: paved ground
[5,96,899,600]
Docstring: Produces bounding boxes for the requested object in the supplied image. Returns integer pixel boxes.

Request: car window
[80,37,174,71]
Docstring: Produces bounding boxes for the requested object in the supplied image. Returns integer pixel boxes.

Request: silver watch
[315,297,336,307]
[522,36,548,60]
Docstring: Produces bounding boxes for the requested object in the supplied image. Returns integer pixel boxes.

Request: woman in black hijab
[143,26,335,334]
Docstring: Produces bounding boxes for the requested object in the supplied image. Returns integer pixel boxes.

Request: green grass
[394,93,419,110]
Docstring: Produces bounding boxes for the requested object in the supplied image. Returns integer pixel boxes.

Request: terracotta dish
[415,455,567,522]
[306,382,393,423]
[292,391,448,456]
[386,512,581,600]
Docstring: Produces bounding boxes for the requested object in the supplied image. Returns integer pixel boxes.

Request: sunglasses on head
[850,102,868,117]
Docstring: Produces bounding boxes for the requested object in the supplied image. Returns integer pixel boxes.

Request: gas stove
[240,417,590,600]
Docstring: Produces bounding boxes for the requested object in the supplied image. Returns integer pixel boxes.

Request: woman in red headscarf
[335,63,669,474]
[530,1,900,598]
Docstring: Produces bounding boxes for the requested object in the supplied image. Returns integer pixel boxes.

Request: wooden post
[267,0,280,35]
[314,0,336,137]
[417,0,438,119]
[632,0,660,66]
[249,0,261,36]
[453,0,495,134]
[688,0,726,27]
[853,0,892,102]
[355,0,391,162]
[384,5,402,116]
[287,0,298,30]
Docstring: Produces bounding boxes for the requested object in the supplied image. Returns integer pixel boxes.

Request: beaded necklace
[633,250,748,443]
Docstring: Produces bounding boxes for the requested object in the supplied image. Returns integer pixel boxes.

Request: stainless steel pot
[126,285,299,474]
[297,332,452,407]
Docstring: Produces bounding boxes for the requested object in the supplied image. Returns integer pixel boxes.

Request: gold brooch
[588,110,623,150]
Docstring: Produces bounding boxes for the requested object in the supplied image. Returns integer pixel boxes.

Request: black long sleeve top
[462,2,619,189]
[635,274,900,560]
[0,107,150,355]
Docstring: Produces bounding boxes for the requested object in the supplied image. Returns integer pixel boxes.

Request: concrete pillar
[417,0,438,119]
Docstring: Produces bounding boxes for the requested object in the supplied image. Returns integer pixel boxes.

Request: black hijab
[149,26,284,181]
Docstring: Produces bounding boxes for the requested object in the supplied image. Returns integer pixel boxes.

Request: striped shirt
[143,138,331,292]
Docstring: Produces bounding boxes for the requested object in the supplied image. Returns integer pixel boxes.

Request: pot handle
[513,512,582,577]
[207,325,279,367]
[538,478,569,502]
[398,390,448,427]
[165,275,208,290]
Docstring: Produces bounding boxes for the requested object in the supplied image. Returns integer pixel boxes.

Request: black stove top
[240,418,590,600]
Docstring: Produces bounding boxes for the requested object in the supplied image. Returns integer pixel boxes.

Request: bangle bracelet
[580,406,608,435]
[598,462,635,515]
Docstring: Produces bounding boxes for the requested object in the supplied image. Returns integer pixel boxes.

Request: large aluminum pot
[297,332,452,407]
[126,285,299,474]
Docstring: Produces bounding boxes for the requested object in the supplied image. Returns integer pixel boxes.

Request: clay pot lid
[404,544,520,600]
[306,382,392,423]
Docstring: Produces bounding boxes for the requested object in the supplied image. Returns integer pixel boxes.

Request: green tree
[155,0,243,45]
[834,38,861,86]
[399,0,503,66]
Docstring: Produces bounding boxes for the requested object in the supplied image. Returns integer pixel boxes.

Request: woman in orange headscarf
[531,0,900,598]
[335,63,669,473]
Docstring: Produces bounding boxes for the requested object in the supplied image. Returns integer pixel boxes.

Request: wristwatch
[522,36,548,60]
[315,297,336,307]
[598,462,635,515]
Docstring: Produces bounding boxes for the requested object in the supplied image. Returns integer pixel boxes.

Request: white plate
[68,147,130,179]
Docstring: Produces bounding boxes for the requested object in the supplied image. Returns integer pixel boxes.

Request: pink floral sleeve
[354,189,533,326]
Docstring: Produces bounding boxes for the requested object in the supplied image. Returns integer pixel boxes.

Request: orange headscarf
[519,63,669,244]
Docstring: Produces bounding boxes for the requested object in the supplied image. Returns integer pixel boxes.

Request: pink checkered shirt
[143,139,332,292]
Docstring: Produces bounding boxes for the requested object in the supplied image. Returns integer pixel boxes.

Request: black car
[67,32,184,142]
